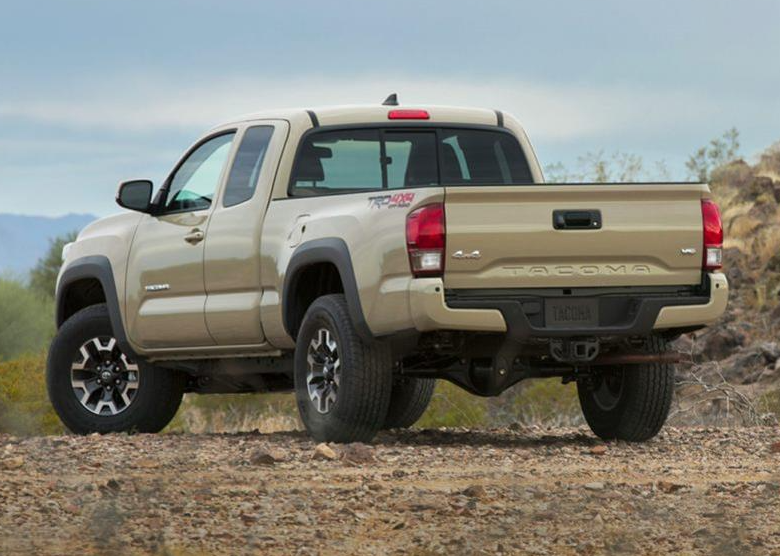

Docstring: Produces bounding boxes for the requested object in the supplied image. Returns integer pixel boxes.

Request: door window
[223,126,274,207]
[165,132,236,212]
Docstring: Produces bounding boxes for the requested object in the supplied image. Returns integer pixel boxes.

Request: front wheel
[47,304,185,434]
[577,336,674,442]
[294,294,393,443]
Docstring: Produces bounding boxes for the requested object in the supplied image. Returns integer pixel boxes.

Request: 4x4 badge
[680,248,697,255]
[452,250,481,260]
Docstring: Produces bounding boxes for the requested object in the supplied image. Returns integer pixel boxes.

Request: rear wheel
[383,377,435,429]
[294,294,393,443]
[47,304,185,434]
[577,336,674,442]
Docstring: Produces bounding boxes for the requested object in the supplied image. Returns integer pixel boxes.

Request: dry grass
[0,353,62,435]
[168,393,301,434]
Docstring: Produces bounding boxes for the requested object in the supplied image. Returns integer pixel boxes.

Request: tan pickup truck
[48,98,728,442]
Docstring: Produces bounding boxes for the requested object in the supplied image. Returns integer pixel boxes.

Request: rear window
[440,129,533,185]
[290,127,533,195]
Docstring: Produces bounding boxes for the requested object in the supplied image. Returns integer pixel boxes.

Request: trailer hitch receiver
[550,338,600,363]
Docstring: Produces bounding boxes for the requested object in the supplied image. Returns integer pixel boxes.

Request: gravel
[1,426,779,555]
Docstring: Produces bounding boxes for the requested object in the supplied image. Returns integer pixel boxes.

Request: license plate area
[545,299,599,328]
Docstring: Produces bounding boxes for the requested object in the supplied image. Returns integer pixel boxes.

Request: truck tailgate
[443,183,709,289]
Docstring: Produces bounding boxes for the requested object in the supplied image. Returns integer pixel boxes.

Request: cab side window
[291,130,382,194]
[165,132,236,212]
[223,126,274,207]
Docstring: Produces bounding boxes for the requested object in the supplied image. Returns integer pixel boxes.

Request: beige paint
[60,212,143,321]
[409,278,506,332]
[444,183,710,289]
[259,186,445,346]
[654,273,729,328]
[57,104,728,359]
[203,120,290,345]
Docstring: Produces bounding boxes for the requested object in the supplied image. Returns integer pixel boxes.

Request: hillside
[674,142,780,422]
[0,213,97,276]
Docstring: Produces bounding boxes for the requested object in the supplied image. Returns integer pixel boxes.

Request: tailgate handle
[553,210,602,230]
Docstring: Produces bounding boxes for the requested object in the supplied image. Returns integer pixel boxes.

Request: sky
[0,0,778,217]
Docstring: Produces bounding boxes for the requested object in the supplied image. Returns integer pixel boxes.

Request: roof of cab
[220,104,502,129]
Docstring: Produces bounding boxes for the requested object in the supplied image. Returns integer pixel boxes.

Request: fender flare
[56,255,137,357]
[282,238,374,342]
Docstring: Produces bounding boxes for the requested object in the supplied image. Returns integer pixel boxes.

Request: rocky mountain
[0,213,97,277]
[673,142,780,423]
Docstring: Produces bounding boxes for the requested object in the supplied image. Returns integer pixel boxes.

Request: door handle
[552,210,602,230]
[184,229,205,244]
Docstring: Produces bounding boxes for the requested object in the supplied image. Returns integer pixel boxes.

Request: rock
[0,456,24,470]
[134,458,159,469]
[759,342,780,363]
[312,443,337,461]
[339,443,376,465]
[720,347,767,383]
[589,445,608,456]
[583,482,605,491]
[100,479,121,493]
[461,485,486,499]
[249,448,282,466]
[657,480,685,494]
[696,326,745,361]
[392,469,407,479]
[769,441,780,454]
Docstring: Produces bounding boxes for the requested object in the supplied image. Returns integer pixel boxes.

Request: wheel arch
[56,255,136,357]
[282,238,373,342]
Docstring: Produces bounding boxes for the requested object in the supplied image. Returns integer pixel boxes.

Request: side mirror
[116,180,154,213]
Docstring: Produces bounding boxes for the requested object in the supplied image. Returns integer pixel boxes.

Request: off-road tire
[294,294,393,443]
[383,377,435,429]
[47,304,185,434]
[577,336,674,442]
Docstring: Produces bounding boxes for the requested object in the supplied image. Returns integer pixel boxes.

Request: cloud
[0,73,722,143]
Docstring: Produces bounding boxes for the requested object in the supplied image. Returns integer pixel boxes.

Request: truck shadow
[373,428,599,449]
[203,427,600,449]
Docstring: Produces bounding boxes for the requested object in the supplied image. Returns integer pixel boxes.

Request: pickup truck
[48,98,729,443]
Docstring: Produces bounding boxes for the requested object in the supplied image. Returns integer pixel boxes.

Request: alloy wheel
[306,328,341,414]
[70,337,140,416]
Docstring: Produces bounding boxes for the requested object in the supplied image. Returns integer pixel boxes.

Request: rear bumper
[409,273,728,337]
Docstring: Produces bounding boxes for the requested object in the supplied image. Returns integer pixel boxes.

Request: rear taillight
[701,199,723,271]
[406,203,445,277]
[388,109,430,120]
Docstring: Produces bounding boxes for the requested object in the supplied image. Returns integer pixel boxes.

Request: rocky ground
[1,427,779,556]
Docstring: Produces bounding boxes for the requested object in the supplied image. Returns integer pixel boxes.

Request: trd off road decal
[367,192,415,209]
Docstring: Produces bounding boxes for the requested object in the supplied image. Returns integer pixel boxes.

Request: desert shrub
[416,379,581,429]
[0,277,54,361]
[489,378,582,427]
[29,231,78,298]
[416,380,488,428]
[756,388,780,420]
[686,128,740,182]
[167,392,300,434]
[544,151,662,183]
[0,353,62,435]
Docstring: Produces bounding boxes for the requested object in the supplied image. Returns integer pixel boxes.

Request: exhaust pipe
[589,352,686,366]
